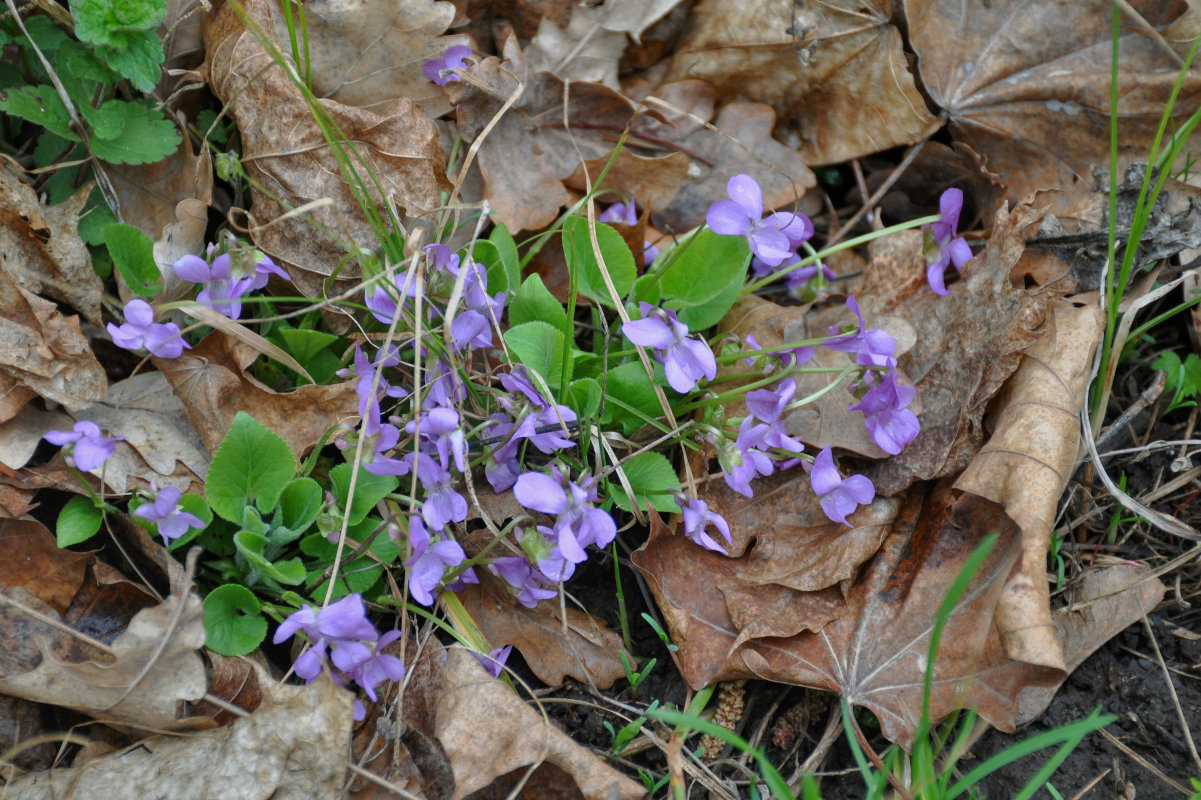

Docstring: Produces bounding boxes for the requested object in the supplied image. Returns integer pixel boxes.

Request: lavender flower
[342,630,407,705]
[107,299,190,359]
[407,404,468,473]
[414,453,467,530]
[173,251,257,318]
[44,421,123,472]
[923,188,973,295]
[489,557,558,608]
[706,174,812,266]
[823,296,897,369]
[132,484,205,545]
[422,44,472,86]
[473,645,513,678]
[810,446,874,526]
[514,466,616,555]
[676,493,732,554]
[405,516,466,606]
[599,200,660,262]
[623,303,716,394]
[718,416,775,497]
[745,378,805,454]
[848,370,920,455]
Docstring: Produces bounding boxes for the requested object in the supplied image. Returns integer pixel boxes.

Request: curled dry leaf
[3,675,353,800]
[435,647,645,800]
[638,80,817,234]
[0,270,107,414]
[455,568,628,688]
[284,0,470,117]
[0,519,209,731]
[158,329,359,457]
[665,0,940,166]
[526,3,628,89]
[0,164,103,326]
[907,0,1201,210]
[955,300,1105,669]
[204,0,448,300]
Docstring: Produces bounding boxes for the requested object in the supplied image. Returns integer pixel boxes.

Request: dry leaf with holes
[2,675,353,799]
[204,0,448,301]
[0,164,103,326]
[665,0,940,166]
[158,329,358,457]
[907,0,1201,211]
[0,519,209,731]
[455,568,628,687]
[283,0,471,117]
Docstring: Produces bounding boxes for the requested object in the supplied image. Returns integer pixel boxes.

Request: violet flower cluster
[273,595,406,720]
[172,243,289,319]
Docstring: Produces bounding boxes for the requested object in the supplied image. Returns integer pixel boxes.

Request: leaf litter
[2,0,1200,795]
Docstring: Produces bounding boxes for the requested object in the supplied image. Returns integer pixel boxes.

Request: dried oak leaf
[158,329,359,457]
[638,80,817,234]
[665,0,940,166]
[860,202,1054,495]
[526,3,628,88]
[436,647,644,800]
[955,300,1105,670]
[3,675,352,799]
[0,519,209,731]
[447,34,650,232]
[205,0,448,300]
[0,164,103,326]
[455,569,628,687]
[906,0,1201,209]
[284,0,471,117]
[0,269,107,414]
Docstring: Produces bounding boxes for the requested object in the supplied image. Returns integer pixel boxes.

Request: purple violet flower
[514,466,616,554]
[489,557,558,608]
[810,446,875,526]
[718,416,775,497]
[923,188,974,295]
[848,370,920,455]
[44,420,124,472]
[623,303,716,394]
[414,453,467,530]
[407,404,468,473]
[405,516,466,606]
[423,44,472,86]
[473,645,513,678]
[132,484,205,545]
[706,174,812,266]
[343,629,407,704]
[745,378,805,454]
[173,252,257,319]
[107,299,190,359]
[676,493,733,554]
[823,296,897,369]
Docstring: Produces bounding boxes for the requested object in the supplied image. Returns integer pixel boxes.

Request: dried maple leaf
[286,0,471,117]
[205,0,448,300]
[665,0,940,166]
[906,0,1201,209]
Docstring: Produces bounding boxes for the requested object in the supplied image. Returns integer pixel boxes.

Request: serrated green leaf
[330,463,398,526]
[510,273,568,330]
[504,320,569,389]
[609,451,681,513]
[206,411,298,523]
[103,222,161,296]
[33,132,71,168]
[0,84,77,140]
[660,230,750,308]
[56,495,103,547]
[88,101,180,165]
[563,217,635,308]
[78,187,118,247]
[202,584,267,656]
[99,32,164,93]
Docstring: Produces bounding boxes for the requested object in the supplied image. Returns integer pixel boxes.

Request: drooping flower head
[107,299,190,359]
[676,493,733,554]
[706,174,812,266]
[923,188,973,295]
[623,303,716,394]
[44,420,124,472]
[514,466,616,558]
[404,516,466,606]
[810,446,875,526]
[848,369,920,455]
[423,44,473,86]
[823,296,897,369]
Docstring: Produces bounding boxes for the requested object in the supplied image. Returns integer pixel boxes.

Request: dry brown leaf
[639,81,817,234]
[0,404,73,472]
[155,198,211,304]
[0,270,107,413]
[158,329,358,457]
[0,519,208,731]
[906,0,1201,209]
[955,300,1104,669]
[2,675,353,800]
[0,164,103,326]
[455,569,628,688]
[205,0,448,300]
[599,0,683,40]
[860,202,1054,495]
[286,0,471,116]
[447,34,648,232]
[435,647,644,800]
[527,4,628,88]
[665,0,941,166]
